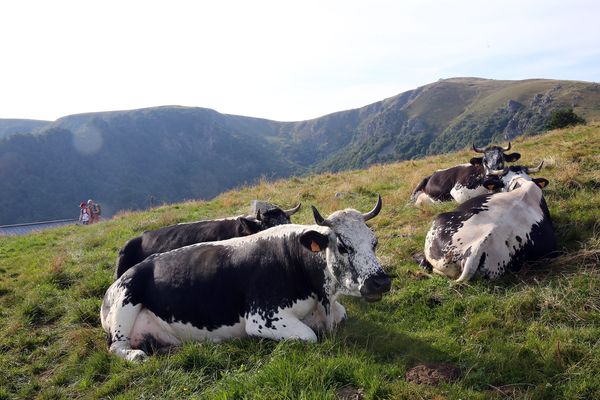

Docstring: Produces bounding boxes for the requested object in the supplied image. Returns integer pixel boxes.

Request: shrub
[545,108,586,130]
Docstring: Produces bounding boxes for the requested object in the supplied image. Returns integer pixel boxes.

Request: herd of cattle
[101,143,557,361]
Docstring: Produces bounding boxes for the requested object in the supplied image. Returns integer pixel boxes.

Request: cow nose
[361,273,392,296]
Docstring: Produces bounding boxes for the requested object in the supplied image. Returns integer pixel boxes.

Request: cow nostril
[366,274,391,293]
[374,275,391,291]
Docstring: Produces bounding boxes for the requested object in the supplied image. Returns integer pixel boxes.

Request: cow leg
[415,192,437,206]
[101,282,148,362]
[332,301,347,325]
[246,311,318,342]
[301,301,346,333]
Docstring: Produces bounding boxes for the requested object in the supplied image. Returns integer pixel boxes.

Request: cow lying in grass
[114,202,301,278]
[411,142,524,205]
[419,166,556,281]
[101,197,390,361]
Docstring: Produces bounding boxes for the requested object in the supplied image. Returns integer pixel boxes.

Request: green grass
[1,124,600,399]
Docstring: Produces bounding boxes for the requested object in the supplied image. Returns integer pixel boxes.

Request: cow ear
[255,210,262,221]
[300,230,329,253]
[470,157,483,165]
[533,178,549,189]
[238,217,261,235]
[504,152,521,162]
[482,178,503,191]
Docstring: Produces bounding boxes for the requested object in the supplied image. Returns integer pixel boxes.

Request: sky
[1,0,599,122]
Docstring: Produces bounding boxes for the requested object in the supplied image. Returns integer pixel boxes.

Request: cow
[419,167,556,281]
[101,196,391,361]
[114,202,301,278]
[410,142,522,205]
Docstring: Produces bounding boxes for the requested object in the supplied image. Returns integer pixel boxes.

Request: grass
[1,123,600,399]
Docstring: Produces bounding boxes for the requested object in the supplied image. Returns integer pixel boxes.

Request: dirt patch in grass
[336,385,365,400]
[405,363,461,385]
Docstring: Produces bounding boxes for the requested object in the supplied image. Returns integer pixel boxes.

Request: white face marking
[500,170,533,192]
[323,209,383,296]
[425,177,545,281]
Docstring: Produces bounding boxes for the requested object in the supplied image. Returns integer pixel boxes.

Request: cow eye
[373,240,378,250]
[338,243,348,254]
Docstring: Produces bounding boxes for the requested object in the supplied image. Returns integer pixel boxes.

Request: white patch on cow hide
[414,192,439,206]
[450,184,489,204]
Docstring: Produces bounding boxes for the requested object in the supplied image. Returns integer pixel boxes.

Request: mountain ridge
[1,77,599,224]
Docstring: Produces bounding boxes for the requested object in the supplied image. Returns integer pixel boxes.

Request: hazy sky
[1,0,599,121]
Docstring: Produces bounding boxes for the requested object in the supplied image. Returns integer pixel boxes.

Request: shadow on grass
[334,314,451,367]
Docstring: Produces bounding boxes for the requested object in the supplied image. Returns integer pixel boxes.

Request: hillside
[0,118,49,140]
[1,124,599,399]
[1,77,599,224]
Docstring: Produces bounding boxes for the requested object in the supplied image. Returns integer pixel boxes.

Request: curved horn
[526,160,544,174]
[363,194,382,221]
[487,167,508,176]
[472,143,486,153]
[311,205,329,226]
[284,203,301,217]
[502,142,511,152]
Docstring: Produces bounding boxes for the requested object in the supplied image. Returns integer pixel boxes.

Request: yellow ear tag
[310,240,321,252]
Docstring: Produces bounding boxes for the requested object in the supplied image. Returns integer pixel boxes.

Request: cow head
[236,217,263,236]
[252,201,301,228]
[482,161,546,192]
[499,161,546,191]
[302,195,391,302]
[470,142,521,176]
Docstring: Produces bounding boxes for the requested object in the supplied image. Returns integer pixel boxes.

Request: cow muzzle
[360,273,392,302]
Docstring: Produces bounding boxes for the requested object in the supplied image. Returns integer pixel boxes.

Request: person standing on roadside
[79,201,90,225]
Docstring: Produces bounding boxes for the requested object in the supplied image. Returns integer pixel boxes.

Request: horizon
[1,76,597,124]
[1,1,599,122]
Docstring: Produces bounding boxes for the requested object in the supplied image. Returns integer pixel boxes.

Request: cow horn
[526,160,544,174]
[284,203,301,217]
[502,142,511,151]
[311,205,330,226]
[487,167,508,176]
[472,143,486,153]
[363,194,382,221]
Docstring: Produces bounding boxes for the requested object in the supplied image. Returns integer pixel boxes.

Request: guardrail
[0,219,78,236]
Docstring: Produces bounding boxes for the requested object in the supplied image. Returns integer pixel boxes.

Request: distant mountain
[0,119,49,139]
[1,78,599,224]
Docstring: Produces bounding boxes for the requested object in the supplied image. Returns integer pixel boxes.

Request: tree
[545,108,586,130]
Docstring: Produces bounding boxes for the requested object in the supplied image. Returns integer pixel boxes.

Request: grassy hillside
[1,123,599,399]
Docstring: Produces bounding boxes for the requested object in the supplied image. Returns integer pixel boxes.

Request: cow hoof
[125,349,148,362]
[333,302,347,324]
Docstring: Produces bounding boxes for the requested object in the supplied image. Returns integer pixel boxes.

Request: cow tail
[455,248,482,283]
[410,176,431,203]
[114,237,143,279]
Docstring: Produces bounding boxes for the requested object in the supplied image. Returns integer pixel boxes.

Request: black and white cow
[420,168,556,281]
[114,203,301,278]
[410,143,521,205]
[101,197,391,361]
